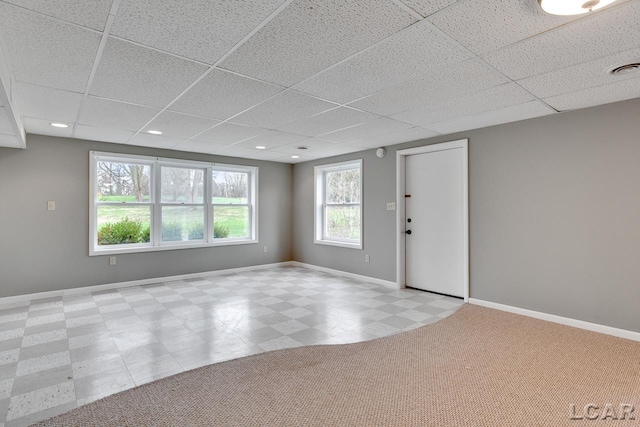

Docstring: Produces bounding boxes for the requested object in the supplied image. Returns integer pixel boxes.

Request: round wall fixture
[376,147,386,158]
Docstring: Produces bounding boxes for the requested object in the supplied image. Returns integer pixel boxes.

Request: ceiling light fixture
[147,130,163,135]
[255,145,266,150]
[291,155,300,159]
[608,62,640,75]
[538,0,618,15]
[50,123,68,128]
[296,146,309,150]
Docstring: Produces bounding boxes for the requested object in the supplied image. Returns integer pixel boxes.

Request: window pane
[325,169,360,204]
[325,206,360,240]
[97,205,151,246]
[161,167,204,203]
[213,206,249,238]
[161,206,205,242]
[96,161,150,202]
[212,171,248,204]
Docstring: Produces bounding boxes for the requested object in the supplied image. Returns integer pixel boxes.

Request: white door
[405,147,465,297]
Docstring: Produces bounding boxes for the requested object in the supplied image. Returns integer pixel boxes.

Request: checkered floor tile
[0,265,462,426]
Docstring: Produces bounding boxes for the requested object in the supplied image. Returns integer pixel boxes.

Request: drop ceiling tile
[0,107,13,135]
[320,117,414,143]
[1,0,113,31]
[15,82,83,123]
[172,140,228,154]
[191,123,267,145]
[315,143,366,158]
[0,134,20,148]
[232,91,336,129]
[390,83,535,128]
[274,154,302,164]
[427,100,556,134]
[272,138,338,154]
[352,127,439,148]
[543,77,640,111]
[482,1,640,80]
[278,107,379,137]
[219,0,417,86]
[74,125,135,144]
[241,150,291,161]
[350,58,510,116]
[287,150,338,162]
[170,68,282,120]
[207,145,233,156]
[0,4,101,92]
[217,145,260,159]
[89,38,208,108]
[428,0,577,55]
[236,131,306,149]
[128,133,184,150]
[517,47,640,98]
[398,0,459,18]
[293,20,472,104]
[78,97,160,131]
[143,111,220,140]
[111,0,287,64]
[23,117,74,138]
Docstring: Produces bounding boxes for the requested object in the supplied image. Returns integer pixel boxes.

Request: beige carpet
[35,304,640,426]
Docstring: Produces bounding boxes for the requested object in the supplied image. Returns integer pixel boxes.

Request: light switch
[386,202,396,211]
[47,201,56,211]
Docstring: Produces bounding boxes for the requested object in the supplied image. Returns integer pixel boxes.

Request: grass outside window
[91,152,258,255]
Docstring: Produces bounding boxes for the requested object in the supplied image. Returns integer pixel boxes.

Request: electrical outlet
[365,254,370,263]
[263,246,268,253]
[47,201,56,211]
[386,202,396,211]
[109,256,116,266]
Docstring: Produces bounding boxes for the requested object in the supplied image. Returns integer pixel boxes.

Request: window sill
[90,239,258,256]
[314,239,362,250]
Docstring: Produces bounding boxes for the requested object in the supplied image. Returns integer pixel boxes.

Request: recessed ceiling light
[255,146,266,150]
[50,123,68,128]
[608,62,640,75]
[291,155,300,159]
[147,130,162,135]
[538,0,618,15]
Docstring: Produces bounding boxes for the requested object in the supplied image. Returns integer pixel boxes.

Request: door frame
[396,139,469,302]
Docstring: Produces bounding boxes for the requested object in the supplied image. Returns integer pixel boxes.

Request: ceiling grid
[0,0,637,162]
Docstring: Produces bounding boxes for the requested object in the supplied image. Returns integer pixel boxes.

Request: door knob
[405,230,412,235]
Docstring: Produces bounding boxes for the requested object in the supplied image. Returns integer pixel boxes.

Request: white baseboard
[290,261,399,289]
[0,262,296,306]
[469,298,640,342]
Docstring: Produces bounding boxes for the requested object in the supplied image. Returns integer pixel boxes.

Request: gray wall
[293,150,398,281]
[292,98,640,333]
[0,134,293,297]
[3,99,640,333]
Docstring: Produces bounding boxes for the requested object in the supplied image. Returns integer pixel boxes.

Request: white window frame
[314,159,363,249]
[90,151,258,256]
[207,164,252,243]
[157,163,207,246]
